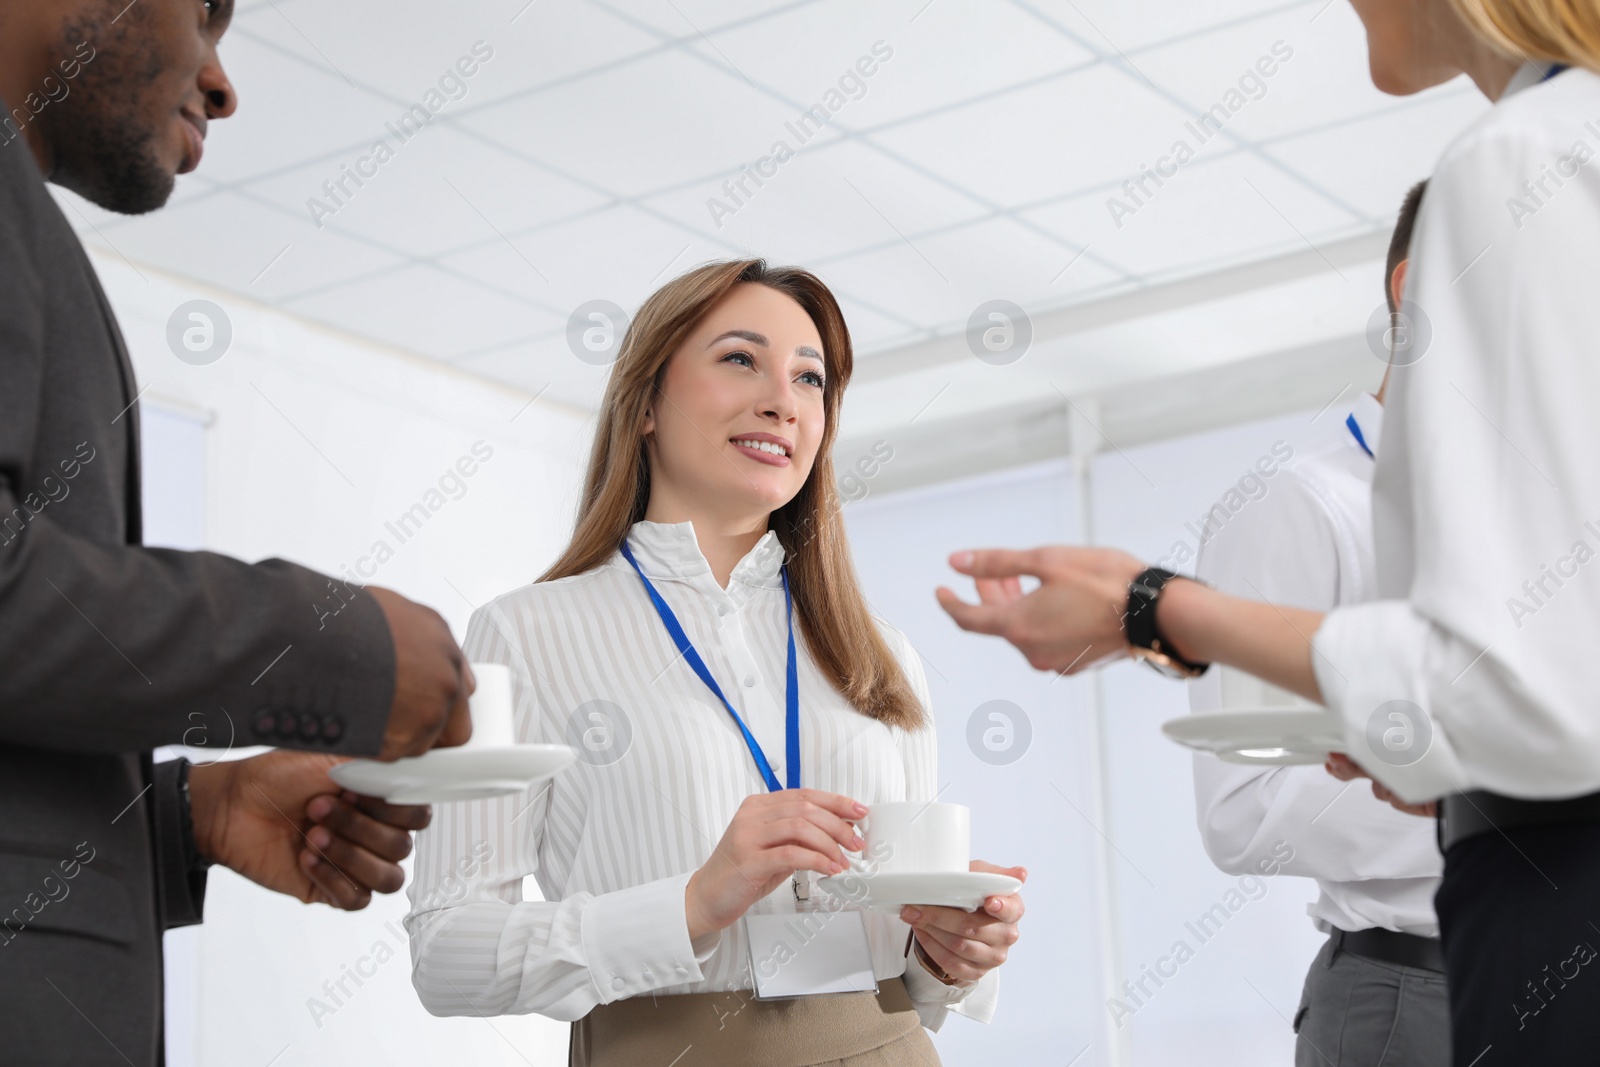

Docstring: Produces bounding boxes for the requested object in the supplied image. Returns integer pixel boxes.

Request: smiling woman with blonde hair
[403,259,1024,1066]
[933,0,1600,1063]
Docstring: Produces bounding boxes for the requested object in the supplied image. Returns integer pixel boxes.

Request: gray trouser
[1293,931,1451,1067]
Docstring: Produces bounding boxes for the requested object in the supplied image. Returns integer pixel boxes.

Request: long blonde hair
[539,259,923,730]
[1448,0,1600,68]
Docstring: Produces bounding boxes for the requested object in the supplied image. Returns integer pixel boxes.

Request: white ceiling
[56,0,1487,470]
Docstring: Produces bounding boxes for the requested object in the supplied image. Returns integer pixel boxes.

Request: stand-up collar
[621,519,786,590]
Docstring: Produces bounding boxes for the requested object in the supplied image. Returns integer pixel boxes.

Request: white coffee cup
[857,801,970,875]
[460,662,515,750]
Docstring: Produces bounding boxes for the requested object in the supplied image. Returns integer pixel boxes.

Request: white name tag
[743,903,877,1000]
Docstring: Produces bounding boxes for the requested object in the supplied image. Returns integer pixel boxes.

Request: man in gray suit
[0,1,480,1062]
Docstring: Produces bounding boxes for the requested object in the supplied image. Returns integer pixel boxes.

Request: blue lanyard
[1345,413,1374,459]
[1543,64,1569,82]
[619,540,799,793]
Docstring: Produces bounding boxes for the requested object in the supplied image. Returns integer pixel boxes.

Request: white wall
[141,405,208,1067]
[843,403,1361,1065]
[1092,410,1334,1067]
[100,247,591,1066]
[843,459,1109,1065]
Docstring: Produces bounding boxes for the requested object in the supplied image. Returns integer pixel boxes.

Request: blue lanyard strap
[1543,64,1569,82]
[1345,412,1374,459]
[619,540,799,793]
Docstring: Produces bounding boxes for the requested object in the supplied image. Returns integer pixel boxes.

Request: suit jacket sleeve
[0,518,397,755]
[0,188,395,758]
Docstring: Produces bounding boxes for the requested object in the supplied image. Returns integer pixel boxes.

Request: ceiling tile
[813,215,1123,332]
[1008,0,1298,54]
[229,0,665,110]
[871,63,1195,211]
[1129,2,1466,146]
[284,264,563,359]
[1265,88,1488,220]
[1020,150,1360,283]
[667,0,1097,130]
[455,47,838,200]
[639,136,990,266]
[836,297,919,352]
[436,202,737,317]
[47,0,1503,434]
[240,124,612,262]
[200,32,403,185]
[50,171,218,236]
[69,188,406,302]
[593,0,809,38]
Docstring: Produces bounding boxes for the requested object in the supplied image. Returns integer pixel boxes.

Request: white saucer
[1162,709,1345,766]
[816,871,1022,912]
[328,744,577,803]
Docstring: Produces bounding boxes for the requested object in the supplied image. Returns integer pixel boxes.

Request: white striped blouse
[404,519,999,1030]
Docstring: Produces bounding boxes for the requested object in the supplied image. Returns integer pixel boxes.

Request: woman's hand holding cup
[685,789,867,941]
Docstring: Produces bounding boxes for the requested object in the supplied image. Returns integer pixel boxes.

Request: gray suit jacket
[0,125,398,1063]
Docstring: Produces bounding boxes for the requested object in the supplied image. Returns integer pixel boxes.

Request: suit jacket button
[298,713,321,739]
[253,711,276,737]
[275,712,298,738]
[322,716,343,742]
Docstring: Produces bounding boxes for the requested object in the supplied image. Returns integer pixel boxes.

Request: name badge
[742,886,877,1000]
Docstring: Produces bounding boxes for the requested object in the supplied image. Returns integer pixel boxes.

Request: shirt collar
[1501,60,1565,99]
[621,519,786,589]
[1347,391,1384,459]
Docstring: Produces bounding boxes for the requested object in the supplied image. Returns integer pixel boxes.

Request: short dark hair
[1386,180,1428,313]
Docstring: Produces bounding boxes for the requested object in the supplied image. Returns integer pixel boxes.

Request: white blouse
[1312,62,1600,801]
[404,519,998,1030]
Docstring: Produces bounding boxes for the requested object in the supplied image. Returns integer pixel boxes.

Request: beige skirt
[569,976,942,1067]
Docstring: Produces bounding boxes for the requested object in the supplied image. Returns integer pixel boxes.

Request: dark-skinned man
[0,1,478,1062]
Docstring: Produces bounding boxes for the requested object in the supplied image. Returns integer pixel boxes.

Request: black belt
[1437,788,1600,853]
[1331,927,1444,973]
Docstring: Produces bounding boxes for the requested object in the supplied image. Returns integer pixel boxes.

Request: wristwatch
[1124,567,1210,680]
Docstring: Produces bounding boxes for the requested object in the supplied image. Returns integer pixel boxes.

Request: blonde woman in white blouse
[405,260,1025,1066]
[936,1,1600,1064]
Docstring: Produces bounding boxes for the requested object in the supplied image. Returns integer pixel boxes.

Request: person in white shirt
[404,259,1024,1066]
[1191,182,1450,1066]
[934,1,1600,1062]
